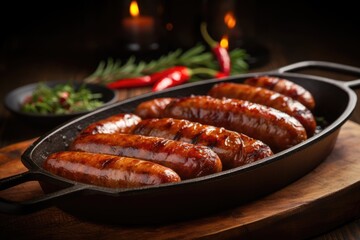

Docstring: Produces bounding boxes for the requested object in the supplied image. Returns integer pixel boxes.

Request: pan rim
[21,71,358,195]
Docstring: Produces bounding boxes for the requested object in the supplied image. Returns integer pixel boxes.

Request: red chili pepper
[107,66,188,89]
[152,66,191,92]
[215,72,228,78]
[200,22,231,76]
[107,65,224,91]
[107,75,153,89]
[213,46,230,76]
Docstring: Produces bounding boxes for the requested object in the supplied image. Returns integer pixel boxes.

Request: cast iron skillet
[1,61,360,224]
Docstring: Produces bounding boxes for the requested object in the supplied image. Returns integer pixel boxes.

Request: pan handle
[277,61,360,89]
[0,171,87,214]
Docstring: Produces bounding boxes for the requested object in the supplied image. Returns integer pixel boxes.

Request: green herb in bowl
[21,82,104,115]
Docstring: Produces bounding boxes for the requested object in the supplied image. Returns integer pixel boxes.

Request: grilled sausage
[43,151,181,188]
[208,82,316,136]
[240,134,274,163]
[244,76,315,110]
[132,118,273,169]
[134,98,175,119]
[70,133,222,179]
[80,113,141,135]
[161,96,307,152]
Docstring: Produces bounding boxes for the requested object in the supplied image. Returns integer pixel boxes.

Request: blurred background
[1,0,359,64]
[0,0,360,146]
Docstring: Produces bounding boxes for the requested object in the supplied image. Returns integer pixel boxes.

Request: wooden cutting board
[1,121,360,240]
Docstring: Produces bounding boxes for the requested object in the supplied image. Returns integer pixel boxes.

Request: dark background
[1,0,359,61]
[0,0,360,145]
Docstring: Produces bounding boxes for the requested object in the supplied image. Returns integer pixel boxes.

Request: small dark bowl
[4,81,117,127]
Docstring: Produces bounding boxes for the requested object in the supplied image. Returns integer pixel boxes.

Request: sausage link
[208,83,316,137]
[80,113,141,135]
[133,118,273,169]
[134,98,175,119]
[43,151,181,188]
[70,133,222,179]
[161,96,307,152]
[244,76,315,110]
[240,134,274,164]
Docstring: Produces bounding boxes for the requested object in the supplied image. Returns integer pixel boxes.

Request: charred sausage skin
[70,133,222,179]
[80,113,141,135]
[244,76,315,110]
[161,96,307,152]
[208,82,316,137]
[240,134,274,164]
[43,151,181,188]
[133,118,273,169]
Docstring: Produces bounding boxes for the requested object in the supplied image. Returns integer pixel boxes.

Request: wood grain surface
[1,121,360,239]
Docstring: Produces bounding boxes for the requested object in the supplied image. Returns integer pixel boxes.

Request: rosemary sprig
[230,48,249,74]
[84,44,248,84]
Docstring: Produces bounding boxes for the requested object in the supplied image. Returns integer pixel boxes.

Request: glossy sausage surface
[161,96,307,152]
[244,76,315,110]
[208,82,316,136]
[43,151,181,188]
[70,133,222,179]
[240,134,274,164]
[134,98,175,119]
[80,113,141,135]
[133,118,273,169]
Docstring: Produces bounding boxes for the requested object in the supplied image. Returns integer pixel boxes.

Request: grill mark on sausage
[80,113,142,136]
[131,118,273,169]
[70,133,222,179]
[208,82,316,136]
[244,76,315,110]
[161,96,307,152]
[100,157,117,169]
[43,151,181,188]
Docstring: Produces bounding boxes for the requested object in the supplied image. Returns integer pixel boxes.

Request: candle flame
[220,35,229,49]
[224,11,236,29]
[130,0,140,17]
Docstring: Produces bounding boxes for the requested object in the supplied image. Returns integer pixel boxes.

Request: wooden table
[1,121,360,239]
